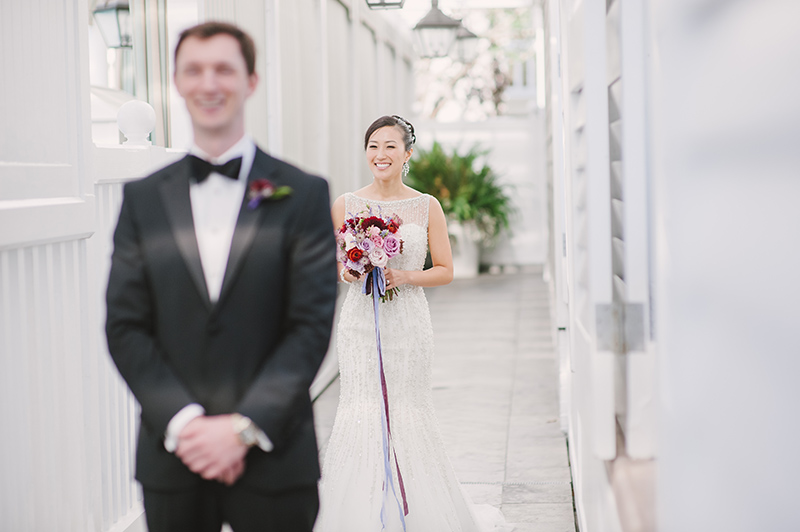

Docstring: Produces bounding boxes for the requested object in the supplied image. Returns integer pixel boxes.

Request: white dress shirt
[189,135,255,303]
[163,134,273,453]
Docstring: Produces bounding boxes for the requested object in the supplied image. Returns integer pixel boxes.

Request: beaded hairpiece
[391,115,417,145]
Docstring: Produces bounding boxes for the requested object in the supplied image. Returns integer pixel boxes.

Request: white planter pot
[449,220,480,279]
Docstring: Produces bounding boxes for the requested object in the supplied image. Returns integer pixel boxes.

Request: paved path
[313,271,576,532]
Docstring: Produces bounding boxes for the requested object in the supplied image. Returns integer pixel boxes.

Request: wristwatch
[231,413,258,447]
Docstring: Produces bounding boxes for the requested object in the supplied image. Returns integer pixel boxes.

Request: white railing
[0,94,181,530]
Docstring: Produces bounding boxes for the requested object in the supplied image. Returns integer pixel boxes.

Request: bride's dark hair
[364,115,416,151]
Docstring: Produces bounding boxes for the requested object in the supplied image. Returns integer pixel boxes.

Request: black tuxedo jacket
[105,148,337,492]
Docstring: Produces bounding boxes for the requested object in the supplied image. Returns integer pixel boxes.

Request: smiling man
[105,22,337,532]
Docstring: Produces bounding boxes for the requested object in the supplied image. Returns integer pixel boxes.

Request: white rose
[369,247,388,268]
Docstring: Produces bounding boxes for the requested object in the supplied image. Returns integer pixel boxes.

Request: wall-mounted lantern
[454,24,480,64]
[93,0,133,48]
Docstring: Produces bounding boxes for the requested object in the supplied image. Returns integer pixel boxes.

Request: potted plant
[406,141,513,278]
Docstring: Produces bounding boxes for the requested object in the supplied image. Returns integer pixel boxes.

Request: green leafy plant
[406,141,513,241]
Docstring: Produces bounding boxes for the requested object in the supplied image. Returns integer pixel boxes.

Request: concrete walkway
[313,271,576,532]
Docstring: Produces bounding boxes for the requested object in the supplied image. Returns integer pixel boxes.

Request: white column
[318,0,331,178]
[350,0,364,191]
[0,0,94,530]
[202,0,236,21]
[263,0,284,156]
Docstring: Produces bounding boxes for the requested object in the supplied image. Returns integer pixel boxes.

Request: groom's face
[174,34,258,137]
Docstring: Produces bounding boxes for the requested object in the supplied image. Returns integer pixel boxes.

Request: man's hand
[175,415,249,485]
[217,458,246,486]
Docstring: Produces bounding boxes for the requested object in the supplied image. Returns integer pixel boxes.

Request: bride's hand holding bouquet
[336,209,405,301]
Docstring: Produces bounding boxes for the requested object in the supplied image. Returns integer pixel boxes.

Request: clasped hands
[175,415,248,486]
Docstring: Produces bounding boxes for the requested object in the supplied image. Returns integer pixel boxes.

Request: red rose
[347,248,364,262]
[250,179,275,194]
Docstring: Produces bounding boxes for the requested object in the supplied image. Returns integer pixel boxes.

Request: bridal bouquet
[337,208,404,301]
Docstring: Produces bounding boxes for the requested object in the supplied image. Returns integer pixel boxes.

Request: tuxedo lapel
[158,157,213,310]
[217,149,279,305]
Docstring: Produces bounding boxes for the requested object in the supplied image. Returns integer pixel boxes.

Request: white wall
[544,0,800,531]
[415,115,549,267]
[253,0,416,199]
[650,1,800,531]
[1,1,97,527]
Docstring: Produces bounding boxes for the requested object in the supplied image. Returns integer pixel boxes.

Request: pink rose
[383,235,400,257]
[370,234,384,248]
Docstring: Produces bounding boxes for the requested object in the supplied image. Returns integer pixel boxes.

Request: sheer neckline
[347,192,428,204]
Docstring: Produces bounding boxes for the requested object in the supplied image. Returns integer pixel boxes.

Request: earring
[402,161,410,177]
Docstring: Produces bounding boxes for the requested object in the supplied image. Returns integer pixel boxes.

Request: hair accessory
[391,115,416,145]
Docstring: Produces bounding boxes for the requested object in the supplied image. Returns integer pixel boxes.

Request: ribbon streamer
[365,268,409,530]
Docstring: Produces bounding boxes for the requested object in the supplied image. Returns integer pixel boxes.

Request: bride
[315,116,509,532]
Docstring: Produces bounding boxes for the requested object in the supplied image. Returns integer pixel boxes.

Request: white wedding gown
[315,193,510,532]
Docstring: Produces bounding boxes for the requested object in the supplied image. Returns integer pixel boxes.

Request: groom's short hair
[174,21,257,75]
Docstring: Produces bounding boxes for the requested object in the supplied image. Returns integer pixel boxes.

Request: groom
[105,22,337,532]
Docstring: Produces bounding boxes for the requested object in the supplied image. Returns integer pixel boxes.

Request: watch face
[233,415,257,446]
[240,423,258,446]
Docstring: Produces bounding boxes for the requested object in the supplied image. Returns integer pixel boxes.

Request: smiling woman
[316,116,511,531]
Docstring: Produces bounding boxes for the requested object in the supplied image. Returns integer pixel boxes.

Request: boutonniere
[247,179,293,209]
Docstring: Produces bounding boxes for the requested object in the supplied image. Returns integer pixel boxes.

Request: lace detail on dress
[316,193,508,531]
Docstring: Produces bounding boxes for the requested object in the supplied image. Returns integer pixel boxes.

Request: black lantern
[454,24,479,64]
[413,0,462,58]
[93,0,133,48]
[365,0,406,8]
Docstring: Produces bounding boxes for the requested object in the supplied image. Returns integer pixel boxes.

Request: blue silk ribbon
[364,268,409,530]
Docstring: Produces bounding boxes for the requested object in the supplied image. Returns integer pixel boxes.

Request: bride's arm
[386,197,453,288]
[331,194,360,283]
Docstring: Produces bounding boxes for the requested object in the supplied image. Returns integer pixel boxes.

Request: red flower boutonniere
[247,179,293,209]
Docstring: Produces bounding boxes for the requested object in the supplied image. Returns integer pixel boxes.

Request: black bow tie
[189,155,243,183]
